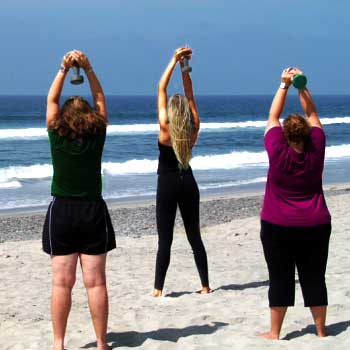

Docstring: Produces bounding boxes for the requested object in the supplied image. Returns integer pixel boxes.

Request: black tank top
[157,141,192,174]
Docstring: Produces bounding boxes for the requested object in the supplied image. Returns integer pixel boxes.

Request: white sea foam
[322,117,350,125]
[325,144,350,158]
[1,144,350,181]
[0,180,22,189]
[108,124,158,134]
[199,177,267,190]
[103,159,158,175]
[191,151,268,170]
[0,127,47,139]
[0,164,53,182]
[1,116,350,139]
[0,198,49,210]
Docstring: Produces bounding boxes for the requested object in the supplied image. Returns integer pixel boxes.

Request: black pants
[154,172,209,290]
[260,220,331,307]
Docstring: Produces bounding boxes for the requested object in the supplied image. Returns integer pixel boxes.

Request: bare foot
[153,289,162,297]
[257,331,279,340]
[97,344,112,350]
[197,286,212,294]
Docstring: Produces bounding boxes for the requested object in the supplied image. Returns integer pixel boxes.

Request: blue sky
[0,0,349,95]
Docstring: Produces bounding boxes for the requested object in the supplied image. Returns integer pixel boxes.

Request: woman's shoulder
[310,126,325,136]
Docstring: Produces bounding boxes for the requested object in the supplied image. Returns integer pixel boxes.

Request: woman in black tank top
[153,47,211,297]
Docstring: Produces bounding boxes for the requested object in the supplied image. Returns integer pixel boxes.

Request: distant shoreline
[1,182,349,244]
[0,180,348,217]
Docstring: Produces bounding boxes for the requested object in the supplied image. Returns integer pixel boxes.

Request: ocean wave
[103,159,158,175]
[2,117,350,139]
[0,127,47,139]
[0,198,49,210]
[0,180,22,189]
[0,164,53,182]
[199,177,267,190]
[1,144,350,181]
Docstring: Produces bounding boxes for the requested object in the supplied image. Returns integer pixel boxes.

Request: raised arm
[266,68,295,133]
[157,56,177,141]
[74,51,108,122]
[157,47,192,143]
[298,81,322,128]
[46,52,75,128]
[180,50,200,145]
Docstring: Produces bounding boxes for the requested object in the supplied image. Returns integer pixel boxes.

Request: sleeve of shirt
[310,127,326,158]
[264,126,286,161]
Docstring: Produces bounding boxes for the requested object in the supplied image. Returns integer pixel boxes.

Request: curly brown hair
[48,96,106,139]
[283,113,311,145]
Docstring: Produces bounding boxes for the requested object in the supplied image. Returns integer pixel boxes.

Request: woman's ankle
[153,288,162,297]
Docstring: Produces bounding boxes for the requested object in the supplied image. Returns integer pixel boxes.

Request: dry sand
[0,191,350,349]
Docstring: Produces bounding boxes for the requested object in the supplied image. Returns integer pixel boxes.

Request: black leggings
[260,220,331,307]
[154,172,209,290]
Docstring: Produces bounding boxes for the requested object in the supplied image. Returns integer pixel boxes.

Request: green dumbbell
[292,74,307,89]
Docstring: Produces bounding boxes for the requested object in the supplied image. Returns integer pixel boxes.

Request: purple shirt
[261,126,331,226]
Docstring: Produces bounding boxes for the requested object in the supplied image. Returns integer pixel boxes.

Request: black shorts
[42,196,116,256]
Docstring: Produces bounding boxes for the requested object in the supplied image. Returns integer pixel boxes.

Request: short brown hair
[283,113,310,145]
[48,96,106,139]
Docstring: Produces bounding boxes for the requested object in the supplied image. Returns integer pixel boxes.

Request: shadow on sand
[283,320,350,340]
[215,280,269,291]
[165,280,269,298]
[81,321,229,348]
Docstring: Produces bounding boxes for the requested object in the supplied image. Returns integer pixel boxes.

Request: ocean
[0,95,350,212]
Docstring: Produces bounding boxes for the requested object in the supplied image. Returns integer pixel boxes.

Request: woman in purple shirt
[259,67,331,339]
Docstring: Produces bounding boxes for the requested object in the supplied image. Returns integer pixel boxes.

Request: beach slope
[0,191,349,349]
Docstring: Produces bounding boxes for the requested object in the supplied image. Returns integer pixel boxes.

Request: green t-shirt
[48,129,106,199]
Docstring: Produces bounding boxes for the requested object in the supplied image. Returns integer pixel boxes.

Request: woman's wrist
[59,64,69,74]
[279,81,290,89]
[171,54,179,64]
[280,77,291,89]
[280,67,293,89]
[84,65,93,74]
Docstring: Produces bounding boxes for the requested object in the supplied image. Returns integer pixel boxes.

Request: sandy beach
[1,185,350,349]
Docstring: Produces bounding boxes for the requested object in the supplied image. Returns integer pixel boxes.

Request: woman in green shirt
[43,50,115,350]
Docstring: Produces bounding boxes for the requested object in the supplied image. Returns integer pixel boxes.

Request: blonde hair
[48,96,106,139]
[167,94,193,170]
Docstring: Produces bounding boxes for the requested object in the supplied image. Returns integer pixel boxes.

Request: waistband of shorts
[52,195,104,202]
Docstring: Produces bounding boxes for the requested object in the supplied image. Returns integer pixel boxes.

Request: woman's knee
[82,268,106,289]
[80,253,107,289]
[52,273,76,289]
[186,230,203,247]
[51,254,78,289]
[157,233,173,250]
[83,275,106,289]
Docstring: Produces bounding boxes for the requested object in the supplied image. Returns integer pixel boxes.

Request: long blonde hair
[167,94,193,170]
